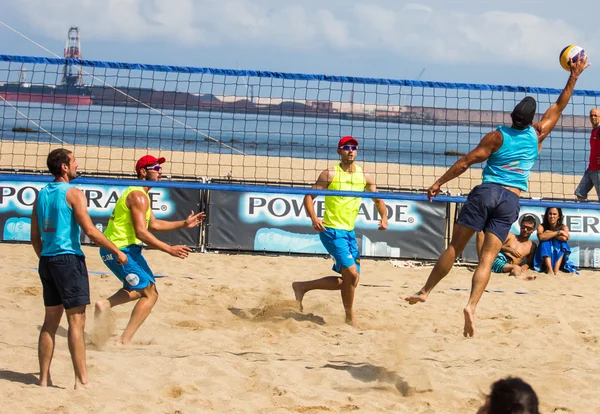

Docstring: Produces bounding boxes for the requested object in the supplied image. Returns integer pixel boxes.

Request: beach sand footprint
[7,286,42,296]
[228,300,326,325]
[163,384,198,399]
[173,320,203,330]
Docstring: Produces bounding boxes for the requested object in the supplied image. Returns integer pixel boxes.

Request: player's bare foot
[94,299,110,313]
[516,274,536,281]
[463,306,475,337]
[39,377,53,387]
[292,282,306,311]
[345,315,360,328]
[74,380,92,390]
[116,337,130,346]
[405,290,428,305]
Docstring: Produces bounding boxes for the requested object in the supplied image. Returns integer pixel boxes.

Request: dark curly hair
[487,377,539,414]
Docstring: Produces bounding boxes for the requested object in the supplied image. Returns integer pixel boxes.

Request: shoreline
[0,140,583,200]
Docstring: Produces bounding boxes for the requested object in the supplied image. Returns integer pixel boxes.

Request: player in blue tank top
[30,149,127,389]
[405,55,589,338]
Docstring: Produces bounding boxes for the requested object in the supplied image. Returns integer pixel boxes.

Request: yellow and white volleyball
[559,45,586,71]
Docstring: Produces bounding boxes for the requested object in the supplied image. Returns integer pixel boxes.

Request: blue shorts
[319,227,360,274]
[100,245,155,290]
[457,183,520,243]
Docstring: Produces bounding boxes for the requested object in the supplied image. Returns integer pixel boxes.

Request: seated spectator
[533,207,577,275]
[477,376,539,414]
[491,214,537,280]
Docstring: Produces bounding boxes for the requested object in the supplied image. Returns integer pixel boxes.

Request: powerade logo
[0,182,173,218]
[239,193,421,229]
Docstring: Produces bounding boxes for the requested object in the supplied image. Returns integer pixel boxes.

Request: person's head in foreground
[477,376,539,414]
[135,154,166,181]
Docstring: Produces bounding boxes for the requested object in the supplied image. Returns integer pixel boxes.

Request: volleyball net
[1,54,599,201]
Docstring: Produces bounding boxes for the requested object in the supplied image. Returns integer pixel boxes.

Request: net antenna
[0,20,245,155]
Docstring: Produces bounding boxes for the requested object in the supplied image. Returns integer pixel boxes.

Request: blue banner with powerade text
[0,181,201,246]
[206,191,446,259]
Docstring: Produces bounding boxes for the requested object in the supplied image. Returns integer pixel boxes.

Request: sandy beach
[0,141,584,200]
[0,243,599,413]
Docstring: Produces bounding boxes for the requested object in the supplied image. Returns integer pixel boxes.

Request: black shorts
[38,254,90,309]
[457,183,520,242]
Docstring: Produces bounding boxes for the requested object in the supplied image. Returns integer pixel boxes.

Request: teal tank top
[482,125,539,191]
[36,182,84,256]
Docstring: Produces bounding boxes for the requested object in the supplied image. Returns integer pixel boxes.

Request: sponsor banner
[0,181,201,246]
[206,191,447,259]
[461,205,600,268]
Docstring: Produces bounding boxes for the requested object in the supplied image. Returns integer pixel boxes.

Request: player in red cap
[292,136,388,327]
[94,155,205,344]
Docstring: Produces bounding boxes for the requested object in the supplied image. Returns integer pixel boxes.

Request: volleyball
[559,45,585,71]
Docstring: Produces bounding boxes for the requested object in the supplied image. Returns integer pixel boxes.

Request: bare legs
[542,254,564,275]
[38,304,90,389]
[66,306,89,389]
[292,265,360,327]
[405,224,503,337]
[463,232,502,337]
[38,305,63,387]
[405,224,476,304]
[95,283,158,344]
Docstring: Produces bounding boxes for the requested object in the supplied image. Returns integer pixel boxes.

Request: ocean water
[0,102,590,175]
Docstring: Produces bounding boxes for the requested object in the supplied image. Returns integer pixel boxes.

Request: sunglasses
[520,225,535,231]
[144,165,162,171]
[339,145,358,151]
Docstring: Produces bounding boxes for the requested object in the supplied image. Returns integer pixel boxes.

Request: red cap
[338,136,358,148]
[135,155,166,173]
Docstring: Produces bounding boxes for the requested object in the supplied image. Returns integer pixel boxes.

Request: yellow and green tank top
[322,164,367,231]
[104,186,151,248]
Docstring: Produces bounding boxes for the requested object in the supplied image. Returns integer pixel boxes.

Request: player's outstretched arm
[149,210,205,232]
[427,130,502,200]
[536,55,590,142]
[128,191,192,259]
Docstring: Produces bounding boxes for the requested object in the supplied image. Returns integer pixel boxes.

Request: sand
[0,141,584,200]
[1,243,599,413]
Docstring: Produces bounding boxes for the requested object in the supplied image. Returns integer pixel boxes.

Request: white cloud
[1,0,595,68]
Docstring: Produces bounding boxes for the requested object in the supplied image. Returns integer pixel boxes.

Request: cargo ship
[0,82,93,106]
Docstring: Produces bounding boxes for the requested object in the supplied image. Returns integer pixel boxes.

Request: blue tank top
[36,182,84,256]
[482,125,539,191]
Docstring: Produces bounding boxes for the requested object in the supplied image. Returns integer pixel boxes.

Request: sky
[0,0,599,91]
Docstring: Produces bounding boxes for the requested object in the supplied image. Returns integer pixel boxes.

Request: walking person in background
[575,108,600,200]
